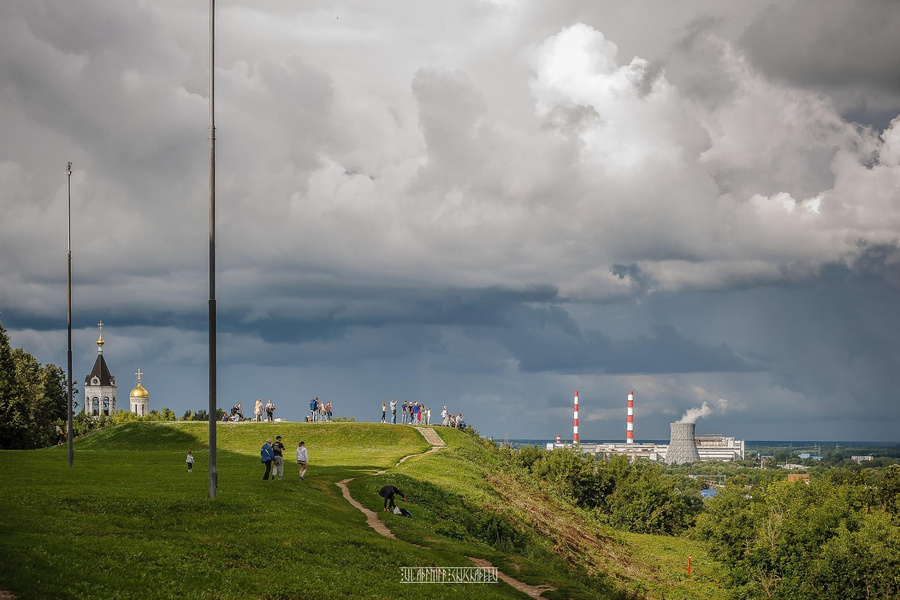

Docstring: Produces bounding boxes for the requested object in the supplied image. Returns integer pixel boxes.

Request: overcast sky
[3,0,900,442]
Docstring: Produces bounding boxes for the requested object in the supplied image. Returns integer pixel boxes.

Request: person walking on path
[378,485,406,512]
[265,399,276,422]
[380,401,387,423]
[272,435,286,480]
[261,438,275,480]
[186,450,194,473]
[296,441,308,481]
[390,398,397,424]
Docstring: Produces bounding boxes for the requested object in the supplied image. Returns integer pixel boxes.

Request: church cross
[135,369,143,384]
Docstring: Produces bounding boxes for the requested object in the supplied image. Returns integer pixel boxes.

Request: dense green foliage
[0,316,68,449]
[695,465,900,599]
[506,447,703,534]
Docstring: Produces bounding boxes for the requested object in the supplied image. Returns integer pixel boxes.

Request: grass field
[0,422,728,599]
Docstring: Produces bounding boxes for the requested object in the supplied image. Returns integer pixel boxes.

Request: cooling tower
[666,422,700,465]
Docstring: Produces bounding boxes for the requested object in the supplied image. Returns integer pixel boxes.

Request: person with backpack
[271,435,285,480]
[310,398,318,422]
[265,399,276,422]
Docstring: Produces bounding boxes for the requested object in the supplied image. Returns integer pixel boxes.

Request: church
[83,322,150,416]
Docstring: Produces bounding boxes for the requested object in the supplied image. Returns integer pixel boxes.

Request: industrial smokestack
[666,422,700,465]
[573,391,579,443]
[626,391,634,444]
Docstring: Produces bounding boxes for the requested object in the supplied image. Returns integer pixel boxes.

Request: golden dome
[130,383,149,398]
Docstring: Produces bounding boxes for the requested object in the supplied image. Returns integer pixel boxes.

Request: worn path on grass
[335,427,556,599]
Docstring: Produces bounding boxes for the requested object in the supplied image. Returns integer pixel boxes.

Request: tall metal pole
[208,0,218,498]
[66,162,74,468]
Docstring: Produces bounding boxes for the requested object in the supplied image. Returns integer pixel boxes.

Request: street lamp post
[66,162,74,468]
[208,0,218,499]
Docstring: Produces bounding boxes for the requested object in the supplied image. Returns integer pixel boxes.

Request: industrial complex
[547,391,746,463]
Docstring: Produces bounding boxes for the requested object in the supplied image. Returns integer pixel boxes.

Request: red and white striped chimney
[626,391,634,444]
[573,391,580,443]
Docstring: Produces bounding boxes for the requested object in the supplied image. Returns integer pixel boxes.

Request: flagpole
[66,162,74,468]
[208,0,218,499]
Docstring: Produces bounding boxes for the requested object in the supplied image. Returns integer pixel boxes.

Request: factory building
[547,391,745,463]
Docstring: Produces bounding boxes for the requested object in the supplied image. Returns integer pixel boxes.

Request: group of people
[222,399,276,422]
[260,436,308,481]
[383,399,432,425]
[440,406,466,429]
[307,397,333,422]
[380,400,466,429]
[253,399,276,422]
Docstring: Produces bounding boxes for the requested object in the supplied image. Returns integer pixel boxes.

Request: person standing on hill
[379,485,406,512]
[310,397,319,422]
[272,435,285,481]
[441,406,449,426]
[261,438,274,480]
[390,398,397,424]
[296,441,308,481]
[325,401,332,422]
[401,400,408,425]
[265,399,276,422]
[381,401,387,423]
[254,399,263,422]
[186,450,194,473]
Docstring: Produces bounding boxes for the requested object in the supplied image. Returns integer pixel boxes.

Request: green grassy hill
[0,423,726,599]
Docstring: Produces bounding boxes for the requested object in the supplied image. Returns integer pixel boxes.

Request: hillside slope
[0,422,725,599]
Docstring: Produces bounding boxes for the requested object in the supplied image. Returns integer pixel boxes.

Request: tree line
[501,441,900,599]
[0,316,68,449]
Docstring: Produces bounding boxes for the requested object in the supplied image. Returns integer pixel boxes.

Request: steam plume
[677,398,729,424]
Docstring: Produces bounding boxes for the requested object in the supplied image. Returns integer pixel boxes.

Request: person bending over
[378,485,406,512]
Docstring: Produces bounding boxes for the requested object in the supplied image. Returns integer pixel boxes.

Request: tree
[0,316,71,449]
[0,316,26,449]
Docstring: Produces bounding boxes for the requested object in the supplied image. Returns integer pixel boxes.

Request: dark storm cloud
[4,1,900,440]
[741,0,900,90]
[738,0,900,129]
[494,310,753,375]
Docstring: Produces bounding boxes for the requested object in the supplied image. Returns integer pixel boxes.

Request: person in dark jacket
[378,485,406,512]
[261,438,275,480]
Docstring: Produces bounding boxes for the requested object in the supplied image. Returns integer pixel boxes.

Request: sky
[2,0,900,442]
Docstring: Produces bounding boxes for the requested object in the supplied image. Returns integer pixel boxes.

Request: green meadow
[0,423,726,599]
